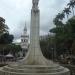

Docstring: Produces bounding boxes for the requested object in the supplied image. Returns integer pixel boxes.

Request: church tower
[21,23,29,56]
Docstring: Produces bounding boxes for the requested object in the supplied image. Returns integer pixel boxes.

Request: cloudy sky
[0,0,69,42]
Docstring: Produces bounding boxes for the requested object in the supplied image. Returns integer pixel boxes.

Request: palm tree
[59,12,65,20]
[67,0,75,16]
[56,12,65,21]
[63,7,71,19]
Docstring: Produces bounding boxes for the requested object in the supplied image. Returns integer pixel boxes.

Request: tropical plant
[63,7,71,19]
[68,0,75,16]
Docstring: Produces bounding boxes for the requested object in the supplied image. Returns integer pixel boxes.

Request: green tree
[50,16,75,58]
[66,17,75,55]
[0,44,22,56]
[0,17,14,55]
[0,33,14,44]
[49,0,75,62]
[0,17,8,34]
[40,35,55,60]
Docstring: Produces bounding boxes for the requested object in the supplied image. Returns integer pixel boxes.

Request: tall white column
[28,8,43,64]
[30,9,40,55]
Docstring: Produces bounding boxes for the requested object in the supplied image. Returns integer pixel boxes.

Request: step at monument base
[0,65,70,75]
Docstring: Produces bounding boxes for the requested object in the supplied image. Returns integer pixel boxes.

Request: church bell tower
[21,23,29,56]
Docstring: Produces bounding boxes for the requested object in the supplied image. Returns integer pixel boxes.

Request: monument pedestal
[0,0,70,75]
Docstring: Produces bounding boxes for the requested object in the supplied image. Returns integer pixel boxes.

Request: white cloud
[0,0,70,42]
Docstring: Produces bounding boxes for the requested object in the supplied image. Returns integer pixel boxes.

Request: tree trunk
[70,40,75,55]
[72,7,74,16]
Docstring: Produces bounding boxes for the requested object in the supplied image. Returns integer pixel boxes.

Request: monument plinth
[0,0,70,75]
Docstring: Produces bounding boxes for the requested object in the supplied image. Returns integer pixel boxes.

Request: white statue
[32,0,39,9]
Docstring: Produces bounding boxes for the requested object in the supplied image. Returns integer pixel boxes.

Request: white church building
[20,23,29,56]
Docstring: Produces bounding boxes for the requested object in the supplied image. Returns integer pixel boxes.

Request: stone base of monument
[0,63,70,75]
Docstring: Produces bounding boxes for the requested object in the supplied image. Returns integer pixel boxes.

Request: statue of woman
[32,0,39,9]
